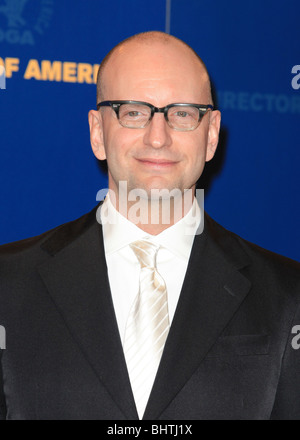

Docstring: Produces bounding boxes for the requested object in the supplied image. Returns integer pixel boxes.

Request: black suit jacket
[0,206,300,420]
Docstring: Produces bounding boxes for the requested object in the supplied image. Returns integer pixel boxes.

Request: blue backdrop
[1,0,299,261]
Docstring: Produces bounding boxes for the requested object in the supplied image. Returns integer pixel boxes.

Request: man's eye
[127,111,141,117]
[121,107,146,118]
[170,108,198,121]
[176,111,189,118]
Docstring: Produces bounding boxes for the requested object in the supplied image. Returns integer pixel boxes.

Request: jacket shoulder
[204,212,300,281]
[0,205,99,258]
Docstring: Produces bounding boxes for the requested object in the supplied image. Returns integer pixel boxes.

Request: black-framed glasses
[97,100,213,131]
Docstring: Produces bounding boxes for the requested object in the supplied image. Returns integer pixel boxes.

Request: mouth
[136,158,178,169]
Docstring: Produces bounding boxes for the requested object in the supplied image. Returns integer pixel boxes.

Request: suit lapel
[36,207,253,421]
[37,213,138,420]
[144,217,252,420]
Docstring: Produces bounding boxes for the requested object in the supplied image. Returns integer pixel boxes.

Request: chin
[133,184,187,202]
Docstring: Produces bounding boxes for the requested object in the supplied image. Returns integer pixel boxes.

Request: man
[0,31,299,420]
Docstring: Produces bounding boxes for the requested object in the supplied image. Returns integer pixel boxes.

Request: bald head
[96,31,212,105]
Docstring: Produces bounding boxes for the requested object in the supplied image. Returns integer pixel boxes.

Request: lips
[136,158,178,168]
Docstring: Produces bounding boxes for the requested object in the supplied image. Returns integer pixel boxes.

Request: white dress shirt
[101,194,201,345]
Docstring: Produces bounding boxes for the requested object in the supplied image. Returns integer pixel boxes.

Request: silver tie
[124,239,170,419]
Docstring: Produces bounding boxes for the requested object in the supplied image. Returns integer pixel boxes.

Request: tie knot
[130,240,159,269]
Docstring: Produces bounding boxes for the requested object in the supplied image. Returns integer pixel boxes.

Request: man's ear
[206,110,221,162]
[88,110,106,160]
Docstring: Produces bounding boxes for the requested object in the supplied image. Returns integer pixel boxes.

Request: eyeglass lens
[118,103,203,130]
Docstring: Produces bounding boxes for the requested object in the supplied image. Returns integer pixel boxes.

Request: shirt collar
[101,193,201,260]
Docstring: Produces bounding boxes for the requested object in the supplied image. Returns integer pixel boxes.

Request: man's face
[89,41,221,201]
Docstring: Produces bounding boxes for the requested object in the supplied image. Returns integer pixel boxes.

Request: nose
[143,113,172,149]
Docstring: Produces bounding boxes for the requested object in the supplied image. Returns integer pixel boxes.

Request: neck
[111,190,195,235]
